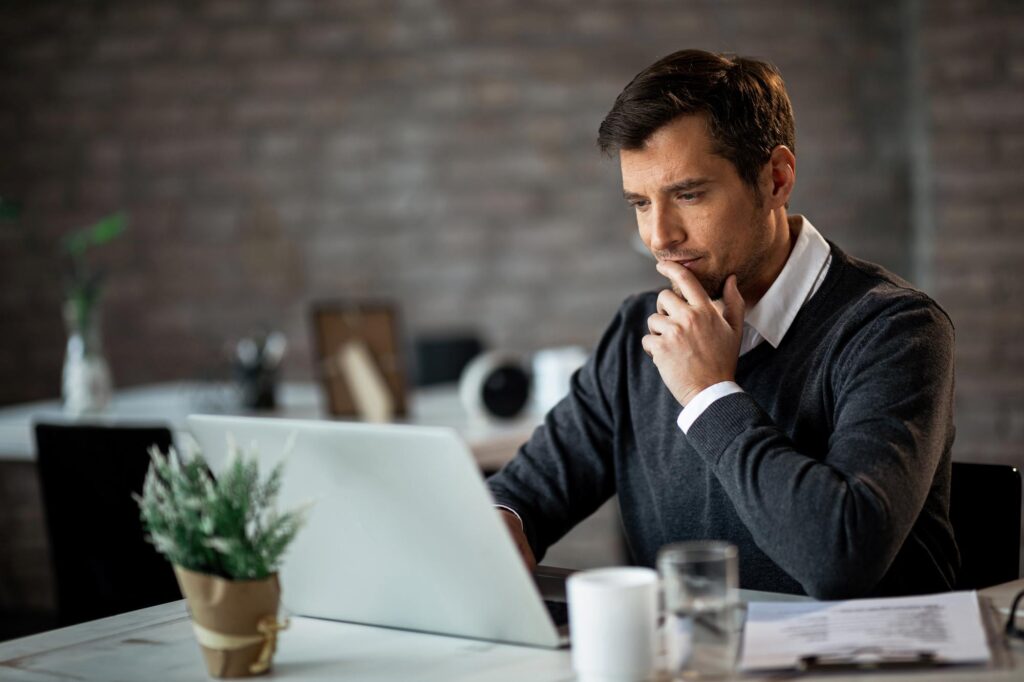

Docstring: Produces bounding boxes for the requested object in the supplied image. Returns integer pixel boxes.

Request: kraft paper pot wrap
[174,566,288,678]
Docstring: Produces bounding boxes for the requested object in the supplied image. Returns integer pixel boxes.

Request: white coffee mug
[567,567,659,682]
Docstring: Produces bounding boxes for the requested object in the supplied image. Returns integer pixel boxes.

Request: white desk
[1,581,1021,681]
[0,381,542,471]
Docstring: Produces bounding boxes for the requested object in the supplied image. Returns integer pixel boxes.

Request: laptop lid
[186,414,562,648]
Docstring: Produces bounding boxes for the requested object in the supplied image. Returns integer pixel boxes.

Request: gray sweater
[487,243,959,599]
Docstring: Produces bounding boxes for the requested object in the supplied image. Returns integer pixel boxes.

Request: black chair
[34,424,182,626]
[949,461,1022,590]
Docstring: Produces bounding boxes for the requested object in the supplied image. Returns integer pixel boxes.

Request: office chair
[949,461,1022,590]
[34,423,182,626]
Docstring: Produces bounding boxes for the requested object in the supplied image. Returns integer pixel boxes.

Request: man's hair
[597,50,796,191]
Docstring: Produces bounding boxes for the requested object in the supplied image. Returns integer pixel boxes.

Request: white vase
[62,301,113,415]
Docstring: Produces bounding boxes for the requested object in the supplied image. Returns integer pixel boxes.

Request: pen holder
[234,363,278,410]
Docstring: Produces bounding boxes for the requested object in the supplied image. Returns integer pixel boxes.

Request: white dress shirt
[676,215,832,433]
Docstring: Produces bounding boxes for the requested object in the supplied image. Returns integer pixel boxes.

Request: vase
[174,566,289,678]
[61,300,113,415]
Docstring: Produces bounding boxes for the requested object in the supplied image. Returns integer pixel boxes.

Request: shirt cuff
[495,504,525,531]
[676,381,745,434]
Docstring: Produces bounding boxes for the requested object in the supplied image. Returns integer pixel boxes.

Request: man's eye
[630,200,650,210]
[677,192,702,202]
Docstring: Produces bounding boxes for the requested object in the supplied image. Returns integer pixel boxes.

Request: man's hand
[498,509,537,573]
[641,263,745,406]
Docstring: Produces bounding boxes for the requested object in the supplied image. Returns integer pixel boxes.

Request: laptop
[187,414,568,648]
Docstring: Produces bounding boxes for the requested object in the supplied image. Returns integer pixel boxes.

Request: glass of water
[658,541,741,679]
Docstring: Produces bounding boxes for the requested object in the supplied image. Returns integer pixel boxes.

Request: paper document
[741,590,991,671]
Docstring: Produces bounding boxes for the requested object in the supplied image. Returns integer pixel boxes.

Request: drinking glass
[658,541,741,679]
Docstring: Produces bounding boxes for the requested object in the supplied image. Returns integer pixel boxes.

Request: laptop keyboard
[544,599,569,627]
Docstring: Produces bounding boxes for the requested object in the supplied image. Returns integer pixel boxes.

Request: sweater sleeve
[485,301,628,562]
[685,295,955,599]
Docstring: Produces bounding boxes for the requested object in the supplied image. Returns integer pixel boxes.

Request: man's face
[620,115,777,300]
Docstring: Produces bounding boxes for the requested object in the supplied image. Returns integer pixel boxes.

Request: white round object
[459,351,532,421]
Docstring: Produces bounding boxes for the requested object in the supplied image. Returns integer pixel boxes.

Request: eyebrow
[622,177,712,201]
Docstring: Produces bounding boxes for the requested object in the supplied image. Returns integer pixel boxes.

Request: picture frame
[310,301,408,418]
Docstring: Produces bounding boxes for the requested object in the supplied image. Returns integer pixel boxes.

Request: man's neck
[742,208,796,306]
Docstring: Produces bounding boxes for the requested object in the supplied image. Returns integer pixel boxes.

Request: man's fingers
[655,289,688,318]
[647,313,672,336]
[656,260,712,308]
[641,333,657,358]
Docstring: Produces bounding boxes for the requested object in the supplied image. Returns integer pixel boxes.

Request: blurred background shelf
[0,381,541,470]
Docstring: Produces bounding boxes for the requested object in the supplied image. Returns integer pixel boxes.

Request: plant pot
[174,566,289,678]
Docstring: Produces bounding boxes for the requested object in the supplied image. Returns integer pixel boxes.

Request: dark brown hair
[597,50,795,191]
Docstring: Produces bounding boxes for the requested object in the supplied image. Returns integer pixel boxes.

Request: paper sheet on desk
[740,590,991,670]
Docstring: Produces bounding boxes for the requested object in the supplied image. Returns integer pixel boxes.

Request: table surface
[0,381,542,470]
[1,581,1021,682]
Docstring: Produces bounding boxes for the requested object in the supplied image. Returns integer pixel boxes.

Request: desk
[0,381,542,471]
[1,581,1021,681]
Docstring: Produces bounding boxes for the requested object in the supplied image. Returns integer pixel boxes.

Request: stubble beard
[677,202,773,301]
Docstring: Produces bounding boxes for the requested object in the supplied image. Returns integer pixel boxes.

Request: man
[487,49,958,599]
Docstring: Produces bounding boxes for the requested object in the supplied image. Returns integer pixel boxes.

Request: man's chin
[699,276,726,301]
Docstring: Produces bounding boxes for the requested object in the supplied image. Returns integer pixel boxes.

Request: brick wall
[0,0,913,405]
[922,0,1024,465]
[0,0,1019,469]
[0,0,1022,619]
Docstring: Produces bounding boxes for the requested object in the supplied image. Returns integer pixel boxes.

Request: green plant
[135,438,308,580]
[61,212,127,330]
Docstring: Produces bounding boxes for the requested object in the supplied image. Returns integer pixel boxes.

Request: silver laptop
[187,414,566,648]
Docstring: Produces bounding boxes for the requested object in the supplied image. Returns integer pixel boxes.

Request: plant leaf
[134,436,308,580]
[89,212,127,245]
[62,212,127,256]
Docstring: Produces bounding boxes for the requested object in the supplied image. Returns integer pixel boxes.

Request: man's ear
[762,145,796,210]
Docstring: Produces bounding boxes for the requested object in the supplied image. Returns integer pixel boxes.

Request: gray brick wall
[922,0,1024,465]
[0,0,1018,471]
[0,0,914,405]
[0,0,1022,618]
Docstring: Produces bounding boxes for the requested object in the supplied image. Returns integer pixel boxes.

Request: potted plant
[0,200,125,413]
[60,211,127,414]
[135,439,307,678]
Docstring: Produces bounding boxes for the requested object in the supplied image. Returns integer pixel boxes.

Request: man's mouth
[669,257,701,269]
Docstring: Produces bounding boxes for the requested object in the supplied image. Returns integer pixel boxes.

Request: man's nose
[648,203,686,252]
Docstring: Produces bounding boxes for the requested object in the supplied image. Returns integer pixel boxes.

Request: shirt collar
[744,215,831,348]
